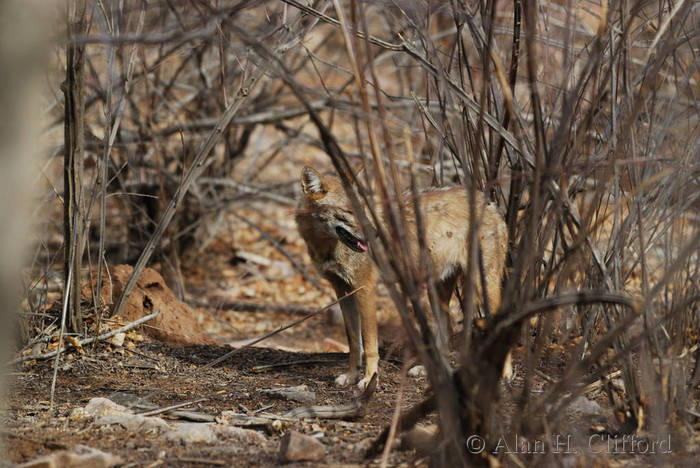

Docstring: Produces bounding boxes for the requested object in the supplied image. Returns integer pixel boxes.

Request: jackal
[295,166,508,389]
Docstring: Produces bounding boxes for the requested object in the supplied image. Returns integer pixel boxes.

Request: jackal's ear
[301,166,327,199]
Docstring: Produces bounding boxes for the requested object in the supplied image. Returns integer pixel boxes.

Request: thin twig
[188,298,318,316]
[136,398,208,417]
[251,358,343,372]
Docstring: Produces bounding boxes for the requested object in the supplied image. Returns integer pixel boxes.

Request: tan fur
[295,167,508,388]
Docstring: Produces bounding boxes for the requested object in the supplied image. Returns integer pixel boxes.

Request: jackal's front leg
[333,281,363,387]
[357,280,378,390]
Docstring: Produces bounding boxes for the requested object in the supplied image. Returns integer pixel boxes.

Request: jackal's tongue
[336,226,368,253]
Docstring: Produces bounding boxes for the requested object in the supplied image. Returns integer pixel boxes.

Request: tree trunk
[63,0,88,334]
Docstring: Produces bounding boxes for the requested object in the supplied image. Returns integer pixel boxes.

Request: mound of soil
[82,264,213,346]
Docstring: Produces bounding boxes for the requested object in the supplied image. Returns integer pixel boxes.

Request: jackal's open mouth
[335,226,368,253]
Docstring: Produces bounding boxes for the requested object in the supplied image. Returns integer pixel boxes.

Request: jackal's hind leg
[434,272,459,368]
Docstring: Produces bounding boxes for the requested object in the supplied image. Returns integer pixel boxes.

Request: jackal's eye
[334,213,351,224]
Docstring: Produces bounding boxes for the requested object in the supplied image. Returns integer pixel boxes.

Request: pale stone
[279,430,325,462]
[164,423,217,444]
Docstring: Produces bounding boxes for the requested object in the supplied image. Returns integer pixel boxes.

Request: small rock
[400,424,438,455]
[70,407,90,421]
[95,412,170,434]
[279,430,325,462]
[407,365,427,378]
[217,411,276,429]
[269,260,295,277]
[17,445,122,468]
[30,342,44,355]
[108,332,125,347]
[165,423,217,444]
[76,397,170,434]
[350,437,373,454]
[568,396,603,416]
[83,398,128,416]
[271,419,284,432]
[612,378,625,391]
[261,385,316,404]
[211,424,266,444]
[310,423,323,433]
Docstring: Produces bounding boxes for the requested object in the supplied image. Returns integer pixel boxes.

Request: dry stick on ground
[199,287,364,370]
[109,67,266,320]
[136,398,208,417]
[10,309,161,366]
[283,373,377,420]
[187,298,318,316]
[251,358,344,372]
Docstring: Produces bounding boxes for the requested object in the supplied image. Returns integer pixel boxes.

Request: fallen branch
[284,374,377,420]
[8,309,161,366]
[283,402,363,420]
[135,398,213,421]
[189,298,318,316]
[251,357,344,372]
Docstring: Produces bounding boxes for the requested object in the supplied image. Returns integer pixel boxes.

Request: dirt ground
[5,202,438,467]
[6,341,433,466]
[5,197,698,467]
[7,337,697,466]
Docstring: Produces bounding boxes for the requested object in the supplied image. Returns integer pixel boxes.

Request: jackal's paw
[408,365,427,378]
[335,371,360,387]
[357,374,376,391]
[501,350,514,383]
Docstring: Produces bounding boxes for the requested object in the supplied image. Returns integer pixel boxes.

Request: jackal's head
[297,166,368,253]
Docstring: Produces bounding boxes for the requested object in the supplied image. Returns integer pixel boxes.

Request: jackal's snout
[335,225,368,252]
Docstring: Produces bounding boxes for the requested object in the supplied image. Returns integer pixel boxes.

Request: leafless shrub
[25,0,698,464]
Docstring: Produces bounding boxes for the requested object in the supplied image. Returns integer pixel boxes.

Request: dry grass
[21,0,699,465]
